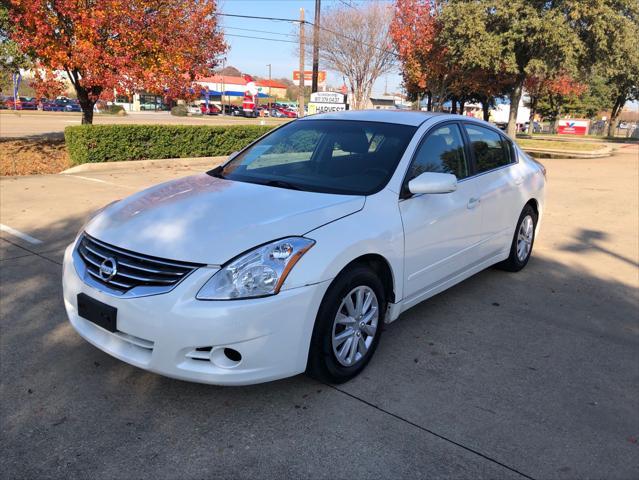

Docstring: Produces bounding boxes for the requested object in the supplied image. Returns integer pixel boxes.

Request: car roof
[299,109,448,126]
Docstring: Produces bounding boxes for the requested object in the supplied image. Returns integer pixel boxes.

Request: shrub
[106,104,125,115]
[170,104,188,116]
[64,124,275,165]
[96,102,126,115]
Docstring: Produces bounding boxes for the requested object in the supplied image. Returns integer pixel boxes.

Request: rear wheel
[307,265,385,384]
[497,204,538,272]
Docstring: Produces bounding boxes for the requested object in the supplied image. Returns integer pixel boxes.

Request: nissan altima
[62,110,546,385]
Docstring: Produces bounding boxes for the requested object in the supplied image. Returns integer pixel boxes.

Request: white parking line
[67,175,135,189]
[0,224,43,245]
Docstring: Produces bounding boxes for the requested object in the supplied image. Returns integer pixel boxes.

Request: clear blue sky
[217,0,402,95]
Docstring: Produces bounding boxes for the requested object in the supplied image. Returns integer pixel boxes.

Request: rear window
[464,124,513,173]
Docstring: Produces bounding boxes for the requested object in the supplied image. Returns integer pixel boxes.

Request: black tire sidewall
[309,266,386,383]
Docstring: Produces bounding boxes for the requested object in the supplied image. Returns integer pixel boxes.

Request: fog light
[224,348,242,362]
[210,346,242,368]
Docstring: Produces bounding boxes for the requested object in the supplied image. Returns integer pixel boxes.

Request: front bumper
[62,243,329,385]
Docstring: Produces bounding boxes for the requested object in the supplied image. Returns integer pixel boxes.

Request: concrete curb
[521,145,612,159]
[60,156,228,174]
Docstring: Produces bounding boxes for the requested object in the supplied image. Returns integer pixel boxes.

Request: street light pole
[298,8,305,118]
[312,0,321,93]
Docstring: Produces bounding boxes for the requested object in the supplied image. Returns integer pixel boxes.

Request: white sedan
[62,110,545,385]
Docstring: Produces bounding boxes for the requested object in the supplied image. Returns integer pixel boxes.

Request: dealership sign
[308,92,347,115]
[557,119,589,135]
[293,70,326,87]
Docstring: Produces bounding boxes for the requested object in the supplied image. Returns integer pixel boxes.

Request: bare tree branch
[300,2,396,109]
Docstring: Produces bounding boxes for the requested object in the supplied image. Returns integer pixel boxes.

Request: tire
[497,204,538,272]
[307,265,386,384]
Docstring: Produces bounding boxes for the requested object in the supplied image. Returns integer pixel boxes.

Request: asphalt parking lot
[1,145,638,479]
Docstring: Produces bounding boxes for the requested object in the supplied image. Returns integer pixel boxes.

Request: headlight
[196,237,315,300]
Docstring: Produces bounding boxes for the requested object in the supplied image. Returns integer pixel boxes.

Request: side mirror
[408,172,457,195]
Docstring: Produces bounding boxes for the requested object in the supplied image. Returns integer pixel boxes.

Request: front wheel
[307,265,386,384]
[497,204,538,272]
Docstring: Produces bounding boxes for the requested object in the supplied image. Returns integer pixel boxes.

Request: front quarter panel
[281,188,405,303]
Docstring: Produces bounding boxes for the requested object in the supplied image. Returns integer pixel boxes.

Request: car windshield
[215,120,417,195]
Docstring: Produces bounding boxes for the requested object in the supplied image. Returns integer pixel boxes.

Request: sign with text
[293,70,326,87]
[557,119,589,135]
[310,92,345,104]
[308,91,347,115]
[308,102,347,115]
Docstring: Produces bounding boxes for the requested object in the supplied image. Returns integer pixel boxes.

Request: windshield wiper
[260,179,302,191]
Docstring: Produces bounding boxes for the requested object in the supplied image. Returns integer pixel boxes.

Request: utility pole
[298,8,305,118]
[311,0,321,93]
[266,63,272,100]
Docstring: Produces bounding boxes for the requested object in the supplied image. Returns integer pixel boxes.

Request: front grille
[76,233,202,295]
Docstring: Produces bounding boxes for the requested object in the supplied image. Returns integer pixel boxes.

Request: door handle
[514,176,524,185]
[467,197,481,209]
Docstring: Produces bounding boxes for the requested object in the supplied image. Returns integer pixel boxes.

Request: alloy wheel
[331,285,379,367]
[517,215,534,262]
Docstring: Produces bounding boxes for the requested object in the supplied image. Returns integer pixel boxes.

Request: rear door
[399,122,484,305]
[461,123,525,257]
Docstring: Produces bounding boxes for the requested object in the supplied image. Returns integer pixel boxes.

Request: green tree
[0,4,31,95]
[439,0,580,137]
[568,0,639,136]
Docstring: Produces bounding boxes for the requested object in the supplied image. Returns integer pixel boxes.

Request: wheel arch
[525,198,539,217]
[336,253,396,304]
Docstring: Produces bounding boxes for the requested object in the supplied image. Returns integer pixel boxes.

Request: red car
[200,103,220,115]
[276,107,298,118]
[2,96,22,110]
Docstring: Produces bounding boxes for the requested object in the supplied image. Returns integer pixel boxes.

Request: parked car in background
[270,107,297,118]
[200,103,221,115]
[64,99,81,112]
[2,96,22,110]
[187,104,202,115]
[19,97,38,110]
[42,99,64,111]
[241,108,259,118]
[41,98,81,112]
[222,104,242,116]
[62,110,545,386]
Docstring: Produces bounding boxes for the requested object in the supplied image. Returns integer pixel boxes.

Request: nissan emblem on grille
[98,257,118,282]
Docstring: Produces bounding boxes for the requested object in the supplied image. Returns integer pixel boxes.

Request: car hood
[85,173,364,265]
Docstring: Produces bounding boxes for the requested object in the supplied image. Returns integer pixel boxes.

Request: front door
[399,123,483,306]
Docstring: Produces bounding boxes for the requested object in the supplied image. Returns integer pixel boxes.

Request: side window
[463,124,512,173]
[406,124,469,183]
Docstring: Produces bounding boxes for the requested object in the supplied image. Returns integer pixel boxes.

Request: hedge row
[64,124,276,165]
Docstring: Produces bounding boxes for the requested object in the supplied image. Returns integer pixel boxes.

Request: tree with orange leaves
[390,0,509,117]
[9,0,226,123]
[390,0,441,108]
[524,74,586,134]
[30,67,66,102]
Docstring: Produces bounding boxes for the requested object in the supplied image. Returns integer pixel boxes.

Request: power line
[217,12,398,57]
[336,0,356,9]
[224,26,296,37]
[224,33,298,44]
[217,13,302,23]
